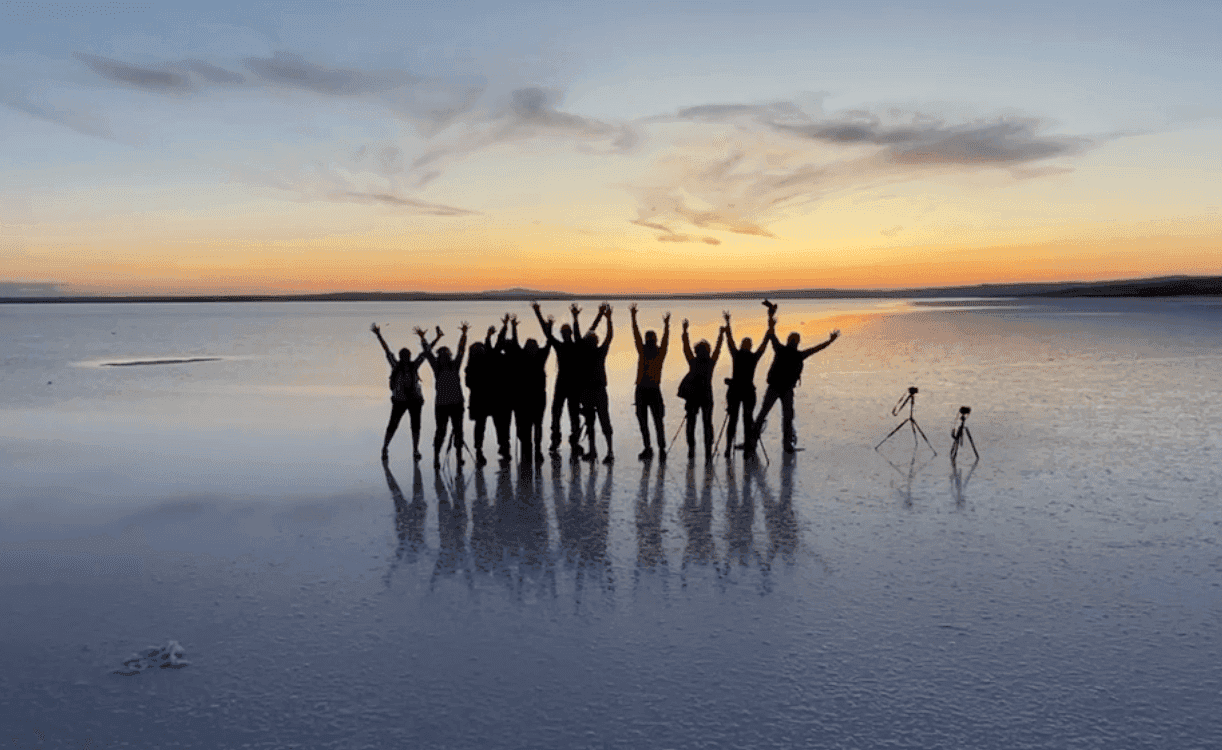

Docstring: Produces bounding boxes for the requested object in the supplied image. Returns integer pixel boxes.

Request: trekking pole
[667,413,688,454]
[713,410,730,456]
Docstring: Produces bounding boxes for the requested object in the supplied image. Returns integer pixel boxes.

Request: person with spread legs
[721,310,769,458]
[630,303,671,461]
[535,302,585,459]
[419,322,469,468]
[371,323,438,461]
[744,302,839,456]
[677,317,725,462]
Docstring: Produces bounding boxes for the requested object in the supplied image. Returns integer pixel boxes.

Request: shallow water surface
[2,298,1221,748]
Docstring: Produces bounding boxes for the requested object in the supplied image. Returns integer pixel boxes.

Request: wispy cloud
[3,95,123,141]
[39,48,1099,233]
[331,191,479,216]
[242,52,417,96]
[623,102,1096,242]
[72,52,193,93]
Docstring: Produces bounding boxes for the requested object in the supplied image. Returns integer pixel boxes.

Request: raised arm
[801,329,840,359]
[416,326,438,368]
[532,302,560,345]
[711,326,725,364]
[570,303,582,333]
[455,322,470,367]
[723,311,737,355]
[371,323,396,367]
[630,303,643,352]
[660,312,671,357]
[681,319,694,363]
[587,304,606,336]
[599,304,613,351]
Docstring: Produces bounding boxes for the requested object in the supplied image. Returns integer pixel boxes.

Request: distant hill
[2,276,1219,304]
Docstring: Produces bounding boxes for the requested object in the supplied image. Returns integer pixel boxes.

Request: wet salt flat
[2,298,1221,749]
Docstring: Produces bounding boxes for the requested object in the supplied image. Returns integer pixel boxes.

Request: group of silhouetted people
[374,300,839,467]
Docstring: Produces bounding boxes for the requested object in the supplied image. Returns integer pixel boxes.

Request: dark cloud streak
[73,52,192,93]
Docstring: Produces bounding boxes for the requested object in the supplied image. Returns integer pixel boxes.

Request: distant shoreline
[2,275,1220,304]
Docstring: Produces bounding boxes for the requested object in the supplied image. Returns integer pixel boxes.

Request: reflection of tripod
[949,406,979,464]
[876,387,936,455]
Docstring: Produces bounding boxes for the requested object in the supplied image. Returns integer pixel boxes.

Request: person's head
[695,340,711,359]
[740,337,753,351]
[584,332,598,347]
[524,338,539,354]
[437,346,453,364]
[469,342,485,358]
[786,332,801,348]
[644,330,658,349]
[398,347,411,362]
[560,324,572,342]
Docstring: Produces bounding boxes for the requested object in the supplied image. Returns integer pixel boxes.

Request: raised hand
[370,323,380,334]
[460,322,470,333]
[663,312,671,324]
[570,303,581,316]
[829,329,840,341]
[682,318,689,331]
[502,313,511,325]
[723,310,731,323]
[487,325,497,337]
[414,326,427,338]
[435,325,444,339]
[531,301,541,312]
[629,303,638,315]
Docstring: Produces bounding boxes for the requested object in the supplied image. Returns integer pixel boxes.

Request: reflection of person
[722,311,768,458]
[419,322,469,468]
[678,318,724,461]
[630,304,670,461]
[371,323,437,461]
[745,304,839,455]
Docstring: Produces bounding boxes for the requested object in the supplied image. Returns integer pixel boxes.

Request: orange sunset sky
[2,1,1219,295]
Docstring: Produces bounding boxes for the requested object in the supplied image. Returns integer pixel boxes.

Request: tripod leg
[875,418,911,450]
[713,410,729,457]
[911,418,937,455]
[949,428,959,463]
[668,413,687,453]
[964,426,979,460]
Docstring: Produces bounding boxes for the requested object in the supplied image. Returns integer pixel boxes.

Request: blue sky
[2,0,1219,293]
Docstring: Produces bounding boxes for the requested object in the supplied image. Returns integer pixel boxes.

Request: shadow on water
[950,456,980,510]
[379,450,810,604]
[470,462,554,601]
[680,461,715,586]
[431,466,472,590]
[634,459,669,591]
[554,458,613,608]
[383,460,427,586]
[756,454,799,572]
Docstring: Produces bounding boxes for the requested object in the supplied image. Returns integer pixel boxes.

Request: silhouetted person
[722,311,768,458]
[579,303,615,464]
[677,318,725,461]
[534,302,584,458]
[744,304,839,455]
[489,315,521,463]
[464,326,497,466]
[630,303,671,461]
[419,322,469,468]
[514,313,553,463]
[371,323,438,461]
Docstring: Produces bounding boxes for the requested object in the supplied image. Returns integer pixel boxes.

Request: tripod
[949,406,979,464]
[876,386,936,455]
